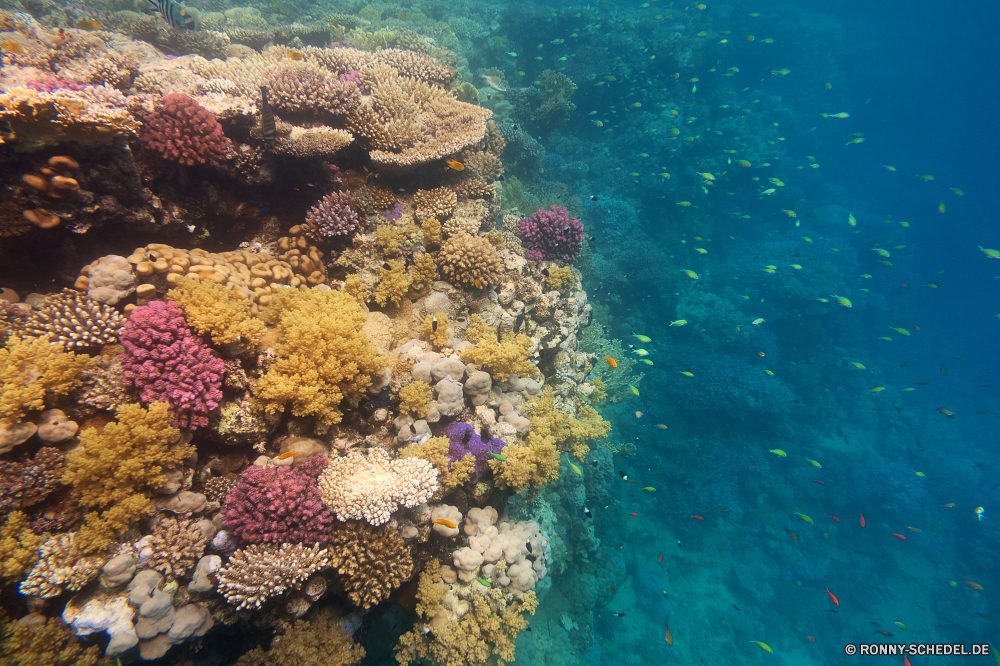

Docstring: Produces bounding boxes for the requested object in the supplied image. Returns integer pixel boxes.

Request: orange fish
[890,533,907,540]
[629,512,638,517]
[813,480,825,485]
[787,529,798,541]
[807,635,816,643]
[664,625,673,646]
[433,518,457,529]
[964,581,984,591]
[860,512,866,528]
[604,355,618,368]
[829,516,840,522]
[690,515,705,520]
[826,588,839,606]
[658,553,663,563]
[446,159,465,171]
[274,451,298,460]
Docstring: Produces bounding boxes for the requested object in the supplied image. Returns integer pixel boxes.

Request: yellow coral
[460,316,536,383]
[255,288,386,425]
[489,432,560,492]
[398,380,433,418]
[0,614,107,666]
[0,336,91,425]
[412,253,438,285]
[375,223,408,257]
[421,218,442,247]
[523,387,610,461]
[234,608,364,666]
[399,436,473,492]
[0,512,43,582]
[419,312,450,348]
[166,276,266,347]
[373,260,413,307]
[343,273,368,303]
[63,402,193,553]
[544,266,576,292]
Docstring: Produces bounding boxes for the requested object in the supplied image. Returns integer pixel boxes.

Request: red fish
[890,533,907,540]
[690,515,705,520]
[826,588,839,606]
[813,480,825,485]
[860,512,866,528]
[629,512,638,517]
[658,553,663,563]
[807,635,816,643]
[904,657,911,666]
[830,516,840,523]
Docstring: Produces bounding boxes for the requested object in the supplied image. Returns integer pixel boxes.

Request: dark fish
[940,364,949,376]
[731,604,741,611]
[874,630,893,636]
[590,195,598,201]
[583,506,592,518]
[613,613,626,617]
[541,268,549,276]
[431,314,438,332]
[259,86,276,148]
[146,0,194,28]
[480,426,491,445]
[619,471,628,481]
[526,541,532,552]
[382,262,392,270]
[525,553,537,562]
[461,428,472,445]
[514,311,524,331]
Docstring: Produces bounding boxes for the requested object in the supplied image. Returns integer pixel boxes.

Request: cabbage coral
[255,288,386,425]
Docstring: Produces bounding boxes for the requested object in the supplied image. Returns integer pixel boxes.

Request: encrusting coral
[437,234,505,289]
[255,288,385,426]
[327,522,414,608]
[461,315,536,382]
[0,336,91,427]
[165,277,266,348]
[62,402,195,553]
[233,608,364,666]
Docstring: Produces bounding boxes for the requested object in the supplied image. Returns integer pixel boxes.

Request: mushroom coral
[62,402,194,553]
[254,288,386,426]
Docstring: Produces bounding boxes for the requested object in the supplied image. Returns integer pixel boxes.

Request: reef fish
[570,463,582,475]
[145,0,194,29]
[965,580,984,591]
[482,74,506,91]
[890,533,907,540]
[751,640,774,653]
[664,625,673,646]
[632,334,652,342]
[860,512,866,528]
[259,86,276,148]
[433,519,457,529]
[769,449,787,457]
[793,512,814,524]
[446,159,465,171]
[604,356,618,368]
[826,588,839,606]
[488,451,506,462]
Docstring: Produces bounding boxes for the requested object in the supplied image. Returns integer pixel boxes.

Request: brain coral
[437,233,504,288]
[138,93,231,166]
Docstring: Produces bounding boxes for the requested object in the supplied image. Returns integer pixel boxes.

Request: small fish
[875,630,894,636]
[974,507,985,521]
[628,385,640,396]
[0,40,25,54]
[604,356,618,368]
[769,449,787,457]
[583,506,592,518]
[642,487,655,492]
[287,50,304,60]
[619,471,628,481]
[482,74,507,91]
[917,173,935,180]
[274,451,298,460]
[433,518,457,529]
[634,411,643,418]
[860,512,866,528]
[890,533,907,540]
[145,0,194,29]
[641,359,653,366]
[937,407,955,418]
[664,625,673,646]
[850,362,866,370]
[979,246,1000,259]
[831,294,852,308]
[786,529,798,540]
[612,612,626,617]
[889,327,910,336]
[750,640,774,653]
[846,137,865,145]
[690,515,705,520]
[446,159,465,171]
[475,577,491,587]
[751,318,766,326]
[682,269,699,279]
[826,588,839,606]
[821,112,850,119]
[884,165,897,171]
[633,349,649,356]
[632,334,652,342]
[807,635,815,643]
[813,480,825,485]
[938,200,947,213]
[965,580,984,590]
[74,19,103,30]
[868,387,886,393]
[829,516,840,522]
[570,463,582,475]
[848,211,857,227]
[670,319,687,327]
[793,512,814,524]
[655,424,668,429]
[942,503,955,508]
[731,604,741,611]
[629,512,638,517]
[679,371,694,378]
[488,451,507,462]
[259,86,275,148]
[915,472,926,478]
[807,459,822,468]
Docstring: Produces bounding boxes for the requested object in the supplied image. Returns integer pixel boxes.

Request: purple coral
[386,203,404,221]
[119,300,224,429]
[516,205,585,263]
[303,191,362,241]
[442,422,506,483]
[221,456,333,545]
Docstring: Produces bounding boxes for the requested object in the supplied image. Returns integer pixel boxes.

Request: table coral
[217,542,330,611]
[317,448,438,525]
[119,300,224,429]
[233,609,364,666]
[62,402,194,553]
[165,277,266,348]
[138,93,231,167]
[0,85,139,148]
[220,460,333,545]
[327,522,414,608]
[516,205,585,263]
[399,436,474,492]
[255,288,385,426]
[20,290,125,350]
[0,336,91,427]
[438,233,505,289]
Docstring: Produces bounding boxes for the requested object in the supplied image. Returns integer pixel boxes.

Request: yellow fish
[848,212,857,227]
[751,318,766,326]
[670,319,688,326]
[850,362,866,370]
[682,269,699,279]
[884,165,897,171]
[679,371,694,377]
[868,386,886,393]
[879,336,893,341]
[736,160,752,167]
[846,137,865,145]
[628,384,640,396]
[889,327,910,336]
[698,172,715,181]
[570,463,582,475]
[643,487,655,492]
[633,349,649,356]
[761,37,774,43]
[761,188,777,196]
[695,247,708,254]
[807,459,822,468]
[872,247,891,257]
[790,264,803,270]
[764,369,774,376]
[446,159,465,171]
[915,472,927,478]
[802,237,813,244]
[917,174,935,181]
[677,201,692,207]
[949,187,965,196]
[938,200,946,214]
[781,209,797,218]
[793,512,814,524]
[831,295,852,308]
[750,640,774,653]
[769,449,787,457]
[860,274,872,279]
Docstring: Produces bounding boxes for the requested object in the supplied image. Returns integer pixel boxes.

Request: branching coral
[317,448,438,525]
[217,543,330,611]
[62,402,194,553]
[399,436,474,492]
[327,522,414,608]
[119,301,224,430]
[375,223,409,257]
[373,260,413,307]
[233,609,364,666]
[255,288,385,426]
[517,205,584,263]
[438,234,504,289]
[488,431,560,493]
[0,447,65,513]
[421,218,442,247]
[412,254,439,286]
[166,277,266,347]
[0,615,107,666]
[148,517,206,580]
[21,290,125,349]
[138,93,231,166]
[19,532,103,598]
[460,315,536,382]
[521,387,610,460]
[0,336,90,426]
[0,512,43,582]
[414,187,458,219]
[264,66,361,116]
[303,191,363,240]
[398,380,433,418]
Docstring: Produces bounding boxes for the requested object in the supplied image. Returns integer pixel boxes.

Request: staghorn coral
[217,542,330,611]
[21,290,125,350]
[0,447,64,513]
[166,277,266,348]
[147,517,206,580]
[0,512,44,582]
[19,532,103,598]
[255,288,385,426]
[0,336,90,427]
[138,93,231,167]
[398,380,433,419]
[460,316,536,383]
[373,260,413,307]
[119,301,224,429]
[327,522,413,608]
[221,459,333,545]
[399,436,474,493]
[63,402,194,553]
[317,448,438,525]
[233,608,364,666]
[0,615,107,666]
[0,85,139,148]
[414,187,458,219]
[517,205,585,263]
[438,234,504,289]
[303,191,363,240]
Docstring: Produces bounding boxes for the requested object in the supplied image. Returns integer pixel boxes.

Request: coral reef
[327,522,414,608]
[217,542,330,611]
[0,615,107,666]
[302,191,363,240]
[399,380,434,418]
[147,517,207,580]
[20,290,125,350]
[233,609,364,666]
[400,436,475,492]
[0,512,43,582]
[19,532,103,598]
[461,315,536,383]
[138,93,231,166]
[0,446,64,513]
[373,260,413,307]
[165,277,266,348]
[516,206,584,263]
[442,422,506,483]
[0,336,90,429]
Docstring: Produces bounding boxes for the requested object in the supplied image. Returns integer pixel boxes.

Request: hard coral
[0,336,91,427]
[0,512,43,582]
[138,93,231,166]
[317,448,438,525]
[438,233,504,289]
[414,187,458,219]
[221,459,333,545]
[399,436,474,493]
[373,260,412,307]
[0,447,64,513]
[441,422,506,483]
[148,517,207,580]
[327,522,414,608]
[303,191,362,240]
[19,532,103,598]
[119,301,224,429]
[0,615,107,666]
[21,290,125,349]
[255,288,385,426]
[63,402,194,553]
[264,66,361,116]
[217,542,330,611]
[516,205,585,263]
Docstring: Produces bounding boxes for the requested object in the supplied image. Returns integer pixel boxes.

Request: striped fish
[145,0,194,29]
[259,86,275,149]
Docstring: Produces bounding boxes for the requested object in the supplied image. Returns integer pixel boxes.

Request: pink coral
[303,191,362,240]
[516,205,585,263]
[139,93,231,166]
[119,301,224,429]
[221,456,333,545]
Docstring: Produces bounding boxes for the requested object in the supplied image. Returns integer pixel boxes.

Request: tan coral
[147,517,207,580]
[327,522,414,608]
[21,289,125,349]
[414,187,458,219]
[19,532,104,598]
[0,85,139,147]
[217,542,330,611]
[437,233,504,288]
